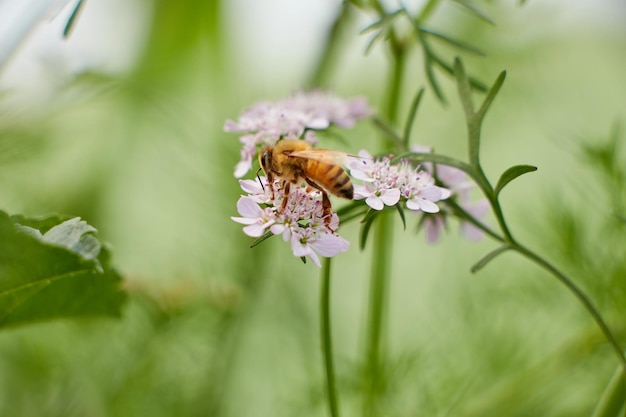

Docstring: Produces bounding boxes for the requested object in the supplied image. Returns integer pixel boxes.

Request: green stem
[363,211,394,416]
[321,257,340,417]
[362,17,405,415]
[417,0,442,22]
[307,1,354,88]
[591,364,626,417]
[512,243,626,371]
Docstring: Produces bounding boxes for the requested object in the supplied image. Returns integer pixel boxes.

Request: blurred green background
[0,0,625,416]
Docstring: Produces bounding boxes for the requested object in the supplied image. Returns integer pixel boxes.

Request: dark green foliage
[0,212,125,329]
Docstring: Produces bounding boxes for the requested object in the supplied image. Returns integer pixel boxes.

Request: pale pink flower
[232,176,349,267]
[290,229,350,267]
[350,152,450,213]
[422,214,446,244]
[230,196,276,237]
[226,92,371,178]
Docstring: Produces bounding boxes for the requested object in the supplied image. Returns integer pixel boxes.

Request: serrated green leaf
[41,217,101,261]
[494,165,537,197]
[0,212,126,329]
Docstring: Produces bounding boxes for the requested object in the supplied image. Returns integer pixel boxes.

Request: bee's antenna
[256,167,265,192]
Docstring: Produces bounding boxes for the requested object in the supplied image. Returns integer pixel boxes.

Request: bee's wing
[287,149,354,166]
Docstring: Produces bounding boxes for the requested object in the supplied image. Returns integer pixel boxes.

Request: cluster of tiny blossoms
[227,91,371,266]
[225,90,371,178]
[231,177,349,267]
[349,150,451,213]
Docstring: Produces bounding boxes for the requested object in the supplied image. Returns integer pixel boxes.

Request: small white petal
[234,159,252,178]
[230,216,257,225]
[439,187,452,200]
[239,179,264,195]
[243,222,269,237]
[310,234,350,257]
[236,196,262,217]
[419,186,442,202]
[366,195,384,210]
[418,199,440,213]
[380,188,401,206]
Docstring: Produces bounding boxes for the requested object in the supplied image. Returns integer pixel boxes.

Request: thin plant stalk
[362,26,406,416]
[321,257,341,417]
[363,211,394,416]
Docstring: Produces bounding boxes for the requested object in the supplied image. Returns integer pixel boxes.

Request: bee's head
[258,145,272,172]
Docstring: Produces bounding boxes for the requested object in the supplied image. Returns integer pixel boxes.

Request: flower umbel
[231,177,349,267]
[225,91,371,178]
[349,150,451,213]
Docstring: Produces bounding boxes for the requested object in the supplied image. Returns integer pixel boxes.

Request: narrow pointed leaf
[431,53,488,92]
[403,88,425,146]
[249,230,274,248]
[450,0,496,25]
[371,117,404,148]
[494,165,537,197]
[359,209,379,250]
[63,0,86,38]
[454,57,475,117]
[476,70,507,122]
[394,152,480,184]
[420,28,486,56]
[395,204,406,230]
[424,55,446,103]
[471,245,512,273]
[364,30,384,55]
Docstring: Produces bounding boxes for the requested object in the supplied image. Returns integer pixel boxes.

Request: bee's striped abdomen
[307,160,354,200]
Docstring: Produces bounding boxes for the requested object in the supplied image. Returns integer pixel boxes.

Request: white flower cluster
[231,177,349,267]
[225,91,371,178]
[349,150,451,213]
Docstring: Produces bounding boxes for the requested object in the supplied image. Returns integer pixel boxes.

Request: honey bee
[258,139,353,227]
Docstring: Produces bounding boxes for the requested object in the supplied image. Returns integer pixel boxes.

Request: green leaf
[454,57,475,118]
[494,165,537,197]
[0,212,126,329]
[393,152,481,185]
[249,230,274,248]
[63,0,87,39]
[430,53,488,92]
[471,245,512,273]
[371,117,404,149]
[450,0,496,26]
[359,209,380,250]
[403,88,425,147]
[419,27,486,56]
[395,204,406,230]
[476,69,507,122]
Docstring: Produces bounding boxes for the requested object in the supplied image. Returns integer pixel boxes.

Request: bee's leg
[266,172,275,200]
[280,181,291,213]
[305,178,334,230]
